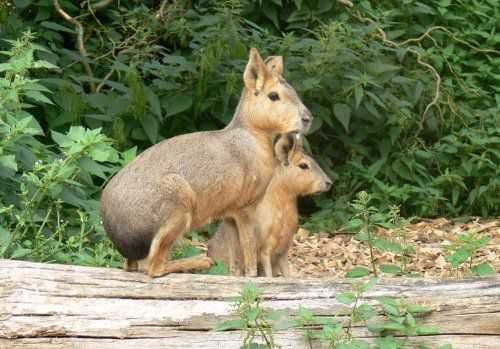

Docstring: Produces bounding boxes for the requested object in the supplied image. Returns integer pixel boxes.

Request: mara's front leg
[233,215,258,277]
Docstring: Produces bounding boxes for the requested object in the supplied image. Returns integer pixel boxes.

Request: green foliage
[444,231,496,278]
[0,32,125,267]
[217,280,448,349]
[215,282,289,348]
[368,297,436,337]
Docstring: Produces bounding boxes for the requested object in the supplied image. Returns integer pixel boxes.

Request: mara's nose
[302,109,312,124]
[324,180,332,191]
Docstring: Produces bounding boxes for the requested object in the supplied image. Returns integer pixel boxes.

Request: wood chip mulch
[289,218,500,279]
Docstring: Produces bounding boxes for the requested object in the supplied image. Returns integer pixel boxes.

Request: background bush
[1,0,499,265]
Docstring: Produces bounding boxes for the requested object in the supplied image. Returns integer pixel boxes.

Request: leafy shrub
[0,32,126,266]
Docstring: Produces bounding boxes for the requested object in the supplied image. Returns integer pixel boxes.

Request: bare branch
[354,12,442,138]
[157,0,169,19]
[53,0,96,92]
[399,26,500,55]
[96,69,115,93]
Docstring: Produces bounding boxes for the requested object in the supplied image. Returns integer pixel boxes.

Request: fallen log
[0,260,499,349]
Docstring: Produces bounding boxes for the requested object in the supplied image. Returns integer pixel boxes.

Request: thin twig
[399,26,500,55]
[408,47,441,137]
[53,0,96,92]
[96,69,115,93]
[157,0,169,19]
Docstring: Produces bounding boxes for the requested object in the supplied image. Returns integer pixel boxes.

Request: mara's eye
[268,92,280,101]
[299,163,309,170]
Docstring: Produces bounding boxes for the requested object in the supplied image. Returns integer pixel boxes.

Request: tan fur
[101,48,313,277]
[208,138,332,277]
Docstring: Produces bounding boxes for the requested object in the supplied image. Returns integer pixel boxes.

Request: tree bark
[1,260,499,348]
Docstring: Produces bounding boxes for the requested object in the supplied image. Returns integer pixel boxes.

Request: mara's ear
[243,48,269,92]
[273,131,298,166]
[264,56,283,76]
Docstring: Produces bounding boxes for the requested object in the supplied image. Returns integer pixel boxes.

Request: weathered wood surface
[1,260,499,349]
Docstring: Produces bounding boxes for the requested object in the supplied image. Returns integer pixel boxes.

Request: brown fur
[208,137,331,277]
[101,48,313,277]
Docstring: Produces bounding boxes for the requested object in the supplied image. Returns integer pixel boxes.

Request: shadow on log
[0,260,499,348]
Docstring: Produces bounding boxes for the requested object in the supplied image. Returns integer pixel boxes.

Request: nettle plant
[444,231,495,278]
[343,192,416,277]
[0,31,129,266]
[215,282,290,349]
[216,280,452,349]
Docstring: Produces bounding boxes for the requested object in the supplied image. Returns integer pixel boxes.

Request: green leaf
[121,147,137,166]
[336,292,356,305]
[24,90,54,105]
[416,325,440,335]
[0,63,12,72]
[214,319,245,331]
[140,113,159,143]
[366,62,401,75]
[203,260,229,275]
[164,95,193,117]
[11,247,31,259]
[380,264,402,274]
[40,21,75,33]
[0,155,17,171]
[380,321,406,332]
[471,262,496,276]
[405,313,416,327]
[346,266,370,278]
[379,298,400,316]
[354,303,376,321]
[372,238,404,253]
[342,218,363,231]
[446,247,472,268]
[145,87,162,118]
[406,304,431,314]
[51,130,70,147]
[354,85,364,109]
[247,307,259,322]
[33,60,58,70]
[0,226,12,257]
[333,103,351,132]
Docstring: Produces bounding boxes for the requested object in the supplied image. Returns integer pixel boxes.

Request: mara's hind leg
[147,212,192,277]
[147,211,214,277]
[123,259,138,272]
[147,174,210,278]
[162,255,214,274]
